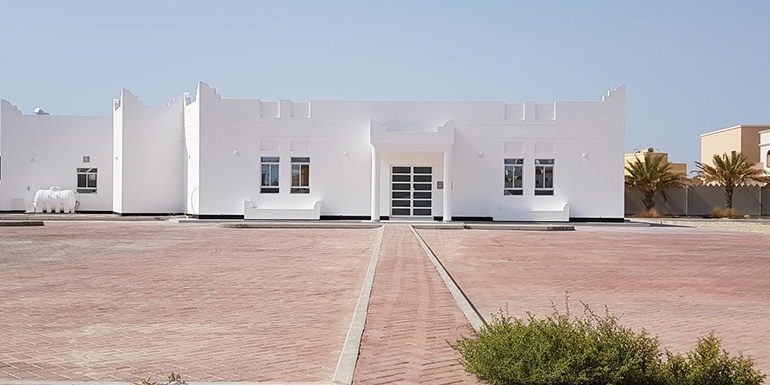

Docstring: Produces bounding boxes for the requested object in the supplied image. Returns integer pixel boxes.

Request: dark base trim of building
[569,217,625,223]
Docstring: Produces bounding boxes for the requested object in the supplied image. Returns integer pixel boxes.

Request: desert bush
[711,207,743,218]
[451,302,666,385]
[664,332,765,385]
[452,302,766,385]
[634,208,664,218]
[134,372,185,385]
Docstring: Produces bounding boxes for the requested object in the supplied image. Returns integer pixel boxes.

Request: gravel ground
[631,217,770,234]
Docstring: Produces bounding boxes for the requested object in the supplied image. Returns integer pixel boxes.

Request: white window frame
[290,157,310,194]
[77,168,98,194]
[504,158,523,196]
[534,159,554,196]
[260,156,280,194]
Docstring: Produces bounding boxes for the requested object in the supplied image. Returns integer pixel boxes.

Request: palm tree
[695,152,770,209]
[625,154,686,211]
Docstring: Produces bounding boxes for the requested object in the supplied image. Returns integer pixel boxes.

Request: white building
[1,82,626,222]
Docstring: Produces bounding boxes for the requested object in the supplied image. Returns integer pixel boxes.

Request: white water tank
[33,186,77,213]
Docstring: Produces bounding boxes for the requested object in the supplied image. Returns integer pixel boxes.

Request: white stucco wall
[113,90,185,214]
[377,152,445,218]
[192,83,375,216]
[0,100,113,211]
[112,97,124,213]
[447,92,625,220]
[186,82,624,220]
[184,91,201,215]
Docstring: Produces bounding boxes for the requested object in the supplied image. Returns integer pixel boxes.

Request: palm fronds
[695,152,770,208]
[625,154,687,211]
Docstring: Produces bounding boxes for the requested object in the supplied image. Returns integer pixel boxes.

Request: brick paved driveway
[0,222,376,382]
[418,225,770,376]
[353,225,477,385]
[3,221,768,383]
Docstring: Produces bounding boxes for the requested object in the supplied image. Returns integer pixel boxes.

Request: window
[77,168,97,194]
[291,157,310,194]
[261,157,280,193]
[82,156,90,163]
[504,158,523,195]
[534,159,554,195]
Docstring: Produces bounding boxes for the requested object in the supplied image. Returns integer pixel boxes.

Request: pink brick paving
[8,221,762,384]
[0,221,375,382]
[352,225,479,385]
[417,225,770,376]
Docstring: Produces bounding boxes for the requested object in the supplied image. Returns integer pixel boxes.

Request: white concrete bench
[494,202,569,222]
[243,200,322,220]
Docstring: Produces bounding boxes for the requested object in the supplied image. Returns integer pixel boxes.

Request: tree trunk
[725,184,734,209]
[642,191,656,211]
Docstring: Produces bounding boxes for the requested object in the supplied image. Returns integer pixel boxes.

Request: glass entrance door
[391,166,432,217]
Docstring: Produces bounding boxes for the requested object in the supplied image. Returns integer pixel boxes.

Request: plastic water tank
[33,186,77,213]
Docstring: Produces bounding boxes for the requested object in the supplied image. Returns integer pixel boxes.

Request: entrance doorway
[391,166,432,217]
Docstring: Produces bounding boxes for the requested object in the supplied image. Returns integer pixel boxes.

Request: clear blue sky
[2,0,769,168]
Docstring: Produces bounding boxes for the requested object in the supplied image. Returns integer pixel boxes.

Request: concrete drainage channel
[409,226,488,331]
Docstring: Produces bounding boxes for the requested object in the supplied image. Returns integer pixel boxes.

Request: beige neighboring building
[700,125,770,168]
[624,147,687,177]
[760,129,770,170]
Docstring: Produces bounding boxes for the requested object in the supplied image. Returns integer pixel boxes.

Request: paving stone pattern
[0,222,375,382]
[4,221,768,383]
[352,225,479,385]
[418,225,770,376]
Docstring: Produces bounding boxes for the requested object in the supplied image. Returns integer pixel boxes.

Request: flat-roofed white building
[1,82,626,222]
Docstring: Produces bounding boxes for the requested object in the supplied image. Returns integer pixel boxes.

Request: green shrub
[452,301,766,385]
[664,332,765,385]
[451,302,666,385]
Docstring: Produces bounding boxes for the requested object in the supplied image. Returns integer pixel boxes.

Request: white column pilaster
[371,146,380,221]
[443,148,452,222]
